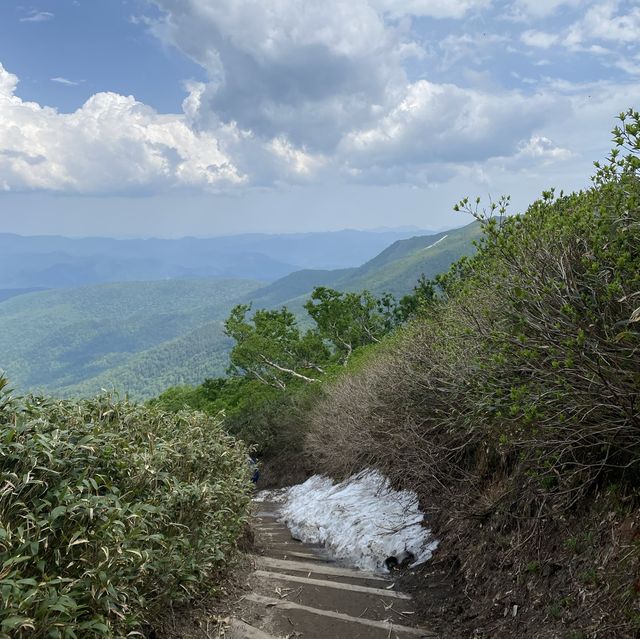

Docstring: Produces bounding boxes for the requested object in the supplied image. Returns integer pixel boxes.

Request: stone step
[254,569,411,599]
[253,555,387,582]
[244,593,435,639]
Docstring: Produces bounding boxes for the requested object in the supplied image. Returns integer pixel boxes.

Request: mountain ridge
[0,228,438,290]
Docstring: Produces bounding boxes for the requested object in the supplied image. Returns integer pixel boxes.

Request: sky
[0,0,639,237]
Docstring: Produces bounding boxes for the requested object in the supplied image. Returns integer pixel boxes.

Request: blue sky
[0,0,639,237]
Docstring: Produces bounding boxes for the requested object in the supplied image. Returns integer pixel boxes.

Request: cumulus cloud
[339,80,562,170]
[149,0,409,151]
[514,134,573,162]
[3,0,637,195]
[146,0,565,180]
[0,64,243,193]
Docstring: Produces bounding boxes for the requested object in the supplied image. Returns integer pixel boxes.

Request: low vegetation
[153,280,431,482]
[0,377,251,638]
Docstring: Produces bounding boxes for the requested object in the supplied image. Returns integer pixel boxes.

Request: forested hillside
[0,225,475,399]
[248,221,480,307]
[0,279,260,398]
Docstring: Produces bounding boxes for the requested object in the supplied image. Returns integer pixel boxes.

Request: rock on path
[221,500,436,639]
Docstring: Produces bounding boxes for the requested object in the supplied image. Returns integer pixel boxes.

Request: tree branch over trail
[258,355,320,384]
[224,304,329,388]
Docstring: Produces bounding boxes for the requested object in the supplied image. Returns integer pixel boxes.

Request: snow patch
[253,487,289,503]
[277,470,438,573]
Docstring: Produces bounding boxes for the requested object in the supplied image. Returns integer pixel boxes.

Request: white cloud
[517,1,640,76]
[371,0,490,19]
[149,0,409,151]
[3,0,638,196]
[521,30,559,49]
[510,0,586,19]
[339,80,561,172]
[438,32,511,69]
[0,64,243,193]
[50,77,82,86]
[515,134,573,161]
[19,10,54,22]
[566,1,640,47]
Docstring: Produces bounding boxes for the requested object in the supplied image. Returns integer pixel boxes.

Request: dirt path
[219,500,436,639]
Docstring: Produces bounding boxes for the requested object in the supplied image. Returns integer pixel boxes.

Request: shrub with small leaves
[0,383,251,638]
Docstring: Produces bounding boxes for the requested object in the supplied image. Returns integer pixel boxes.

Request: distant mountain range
[0,222,481,398]
[248,222,481,308]
[0,229,437,290]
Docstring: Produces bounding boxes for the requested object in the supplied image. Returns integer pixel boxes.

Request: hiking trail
[220,498,435,639]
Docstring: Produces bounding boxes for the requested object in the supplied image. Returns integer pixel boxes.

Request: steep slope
[339,221,481,296]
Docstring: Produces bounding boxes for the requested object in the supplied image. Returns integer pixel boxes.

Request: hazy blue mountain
[0,223,477,399]
[0,229,435,290]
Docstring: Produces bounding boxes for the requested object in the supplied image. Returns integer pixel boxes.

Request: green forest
[0,225,479,399]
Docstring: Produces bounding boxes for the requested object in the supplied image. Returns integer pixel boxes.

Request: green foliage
[153,375,283,456]
[0,279,261,399]
[446,114,640,485]
[304,287,400,362]
[155,247,455,462]
[223,284,412,391]
[225,304,329,388]
[0,378,251,638]
[303,110,640,635]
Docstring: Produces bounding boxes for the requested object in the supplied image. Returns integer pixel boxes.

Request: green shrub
[0,379,251,638]
[308,110,640,497]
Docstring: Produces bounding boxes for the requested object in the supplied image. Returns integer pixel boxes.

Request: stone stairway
[222,500,435,639]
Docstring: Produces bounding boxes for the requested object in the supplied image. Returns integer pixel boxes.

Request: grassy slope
[0,279,261,398]
[338,221,481,296]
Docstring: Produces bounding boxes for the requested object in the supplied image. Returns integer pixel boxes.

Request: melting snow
[252,487,288,503]
[258,470,438,573]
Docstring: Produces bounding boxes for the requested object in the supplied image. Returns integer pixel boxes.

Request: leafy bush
[0,379,251,638]
[309,109,640,497]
